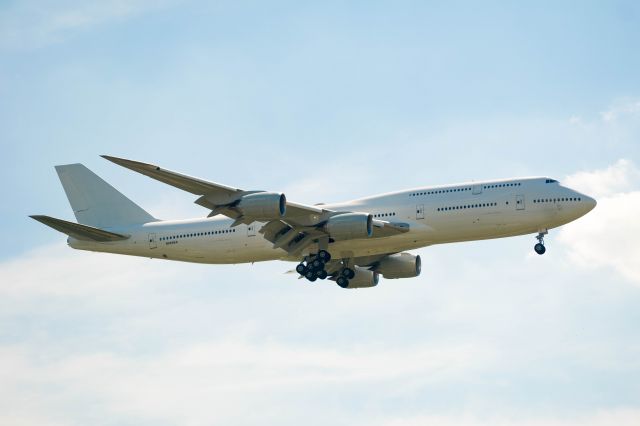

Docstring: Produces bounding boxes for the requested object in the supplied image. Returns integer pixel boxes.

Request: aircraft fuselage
[68,176,596,264]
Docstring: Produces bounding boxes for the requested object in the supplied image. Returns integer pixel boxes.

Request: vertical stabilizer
[55,164,157,228]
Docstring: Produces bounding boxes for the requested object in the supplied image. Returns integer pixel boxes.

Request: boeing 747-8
[31,156,597,288]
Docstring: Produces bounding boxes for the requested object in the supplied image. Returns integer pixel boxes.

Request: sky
[1,1,640,425]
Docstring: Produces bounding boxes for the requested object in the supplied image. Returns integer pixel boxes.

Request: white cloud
[3,157,640,424]
[0,242,179,300]
[382,410,640,426]
[559,159,640,285]
[3,233,640,425]
[0,339,493,425]
[563,159,640,199]
[600,99,640,123]
[0,0,174,50]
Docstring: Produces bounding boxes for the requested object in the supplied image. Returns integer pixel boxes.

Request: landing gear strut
[297,250,332,282]
[534,230,547,255]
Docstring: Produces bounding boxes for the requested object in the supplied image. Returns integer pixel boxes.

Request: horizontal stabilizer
[30,215,129,242]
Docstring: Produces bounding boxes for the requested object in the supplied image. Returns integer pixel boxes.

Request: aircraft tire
[337,276,349,288]
[318,250,331,262]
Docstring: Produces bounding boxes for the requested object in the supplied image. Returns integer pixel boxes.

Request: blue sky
[1,1,640,425]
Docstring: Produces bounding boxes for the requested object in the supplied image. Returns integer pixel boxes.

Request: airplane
[31,156,597,289]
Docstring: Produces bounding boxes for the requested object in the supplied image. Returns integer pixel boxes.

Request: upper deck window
[545,179,558,184]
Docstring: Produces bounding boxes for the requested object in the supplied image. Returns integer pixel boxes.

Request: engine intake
[324,213,373,240]
[377,253,421,279]
[237,192,286,221]
[344,267,380,288]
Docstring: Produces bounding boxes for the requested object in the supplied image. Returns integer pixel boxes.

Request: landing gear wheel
[317,270,328,280]
[336,276,349,288]
[296,263,307,275]
[305,270,317,281]
[311,258,324,271]
[341,268,355,279]
[308,275,317,282]
[534,230,548,255]
[318,250,331,262]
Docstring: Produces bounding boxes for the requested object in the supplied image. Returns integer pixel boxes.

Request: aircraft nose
[568,189,597,217]
[585,195,597,212]
[574,192,597,215]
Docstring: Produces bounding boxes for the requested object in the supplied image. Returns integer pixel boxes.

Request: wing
[101,155,326,225]
[102,155,245,201]
[102,155,409,255]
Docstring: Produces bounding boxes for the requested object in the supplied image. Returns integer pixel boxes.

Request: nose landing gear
[534,230,548,255]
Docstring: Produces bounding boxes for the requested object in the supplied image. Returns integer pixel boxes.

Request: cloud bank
[559,159,640,285]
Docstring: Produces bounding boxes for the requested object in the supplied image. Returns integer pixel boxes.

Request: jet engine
[376,253,421,279]
[343,267,380,288]
[236,192,286,221]
[324,213,373,240]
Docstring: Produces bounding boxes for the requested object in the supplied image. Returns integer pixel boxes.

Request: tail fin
[55,164,157,228]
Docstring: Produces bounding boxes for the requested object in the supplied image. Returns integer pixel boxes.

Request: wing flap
[30,215,129,242]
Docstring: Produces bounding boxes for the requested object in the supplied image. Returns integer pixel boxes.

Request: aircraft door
[516,195,525,210]
[416,204,425,220]
[472,184,483,195]
[148,233,157,249]
[247,223,257,237]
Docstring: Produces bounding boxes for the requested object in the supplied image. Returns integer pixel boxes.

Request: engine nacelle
[237,192,286,221]
[345,267,380,288]
[324,213,373,240]
[377,253,421,279]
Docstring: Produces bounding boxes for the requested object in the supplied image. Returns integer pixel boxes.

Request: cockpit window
[545,179,558,184]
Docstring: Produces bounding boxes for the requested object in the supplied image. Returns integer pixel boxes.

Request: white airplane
[31,156,597,289]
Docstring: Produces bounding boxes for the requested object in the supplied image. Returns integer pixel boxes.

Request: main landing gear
[336,267,355,288]
[534,230,548,255]
[296,250,331,282]
[296,251,357,287]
